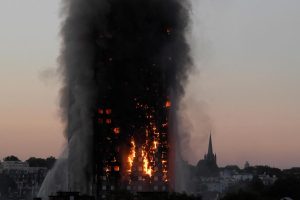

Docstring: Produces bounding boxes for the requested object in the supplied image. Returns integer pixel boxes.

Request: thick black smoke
[42,0,192,195]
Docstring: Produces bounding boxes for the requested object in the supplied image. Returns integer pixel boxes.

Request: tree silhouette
[3,155,20,161]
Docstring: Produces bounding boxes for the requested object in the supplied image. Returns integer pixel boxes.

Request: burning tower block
[59,0,191,197]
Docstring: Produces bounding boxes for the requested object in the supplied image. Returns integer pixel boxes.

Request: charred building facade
[58,0,191,197]
[93,53,172,195]
[94,98,170,196]
[85,0,190,196]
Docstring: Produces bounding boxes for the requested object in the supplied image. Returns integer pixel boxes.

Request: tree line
[2,155,56,169]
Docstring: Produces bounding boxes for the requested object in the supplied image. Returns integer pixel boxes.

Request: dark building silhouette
[48,192,95,200]
[204,134,217,167]
[196,133,219,177]
[0,160,47,199]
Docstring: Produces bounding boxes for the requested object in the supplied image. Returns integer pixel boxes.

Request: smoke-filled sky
[0,0,299,169]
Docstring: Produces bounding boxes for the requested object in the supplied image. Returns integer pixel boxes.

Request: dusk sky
[0,0,299,169]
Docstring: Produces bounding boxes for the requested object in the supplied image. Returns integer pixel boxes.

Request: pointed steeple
[207,131,213,157]
[202,131,218,170]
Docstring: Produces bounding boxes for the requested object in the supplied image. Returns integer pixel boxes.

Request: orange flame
[114,166,120,171]
[153,140,158,149]
[128,138,136,173]
[113,127,120,135]
[165,101,171,108]
[142,150,152,177]
[125,101,169,182]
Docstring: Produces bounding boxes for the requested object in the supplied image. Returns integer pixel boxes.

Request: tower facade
[94,97,170,198]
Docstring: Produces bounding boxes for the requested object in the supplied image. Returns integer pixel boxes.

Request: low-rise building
[0,160,47,200]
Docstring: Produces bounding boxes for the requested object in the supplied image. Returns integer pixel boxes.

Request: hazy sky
[0,0,299,169]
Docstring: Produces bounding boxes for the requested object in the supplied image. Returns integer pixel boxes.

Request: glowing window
[165,101,171,108]
[98,109,104,114]
[113,127,120,135]
[106,119,112,124]
[106,109,112,115]
[114,166,120,172]
[104,166,111,172]
[165,27,172,33]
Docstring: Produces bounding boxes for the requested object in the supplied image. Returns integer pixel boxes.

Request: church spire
[199,131,218,173]
[207,131,214,157]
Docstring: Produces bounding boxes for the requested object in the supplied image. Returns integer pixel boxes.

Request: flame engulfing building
[95,100,171,195]
[58,0,191,197]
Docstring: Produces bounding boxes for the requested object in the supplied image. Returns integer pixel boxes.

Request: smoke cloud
[40,0,192,196]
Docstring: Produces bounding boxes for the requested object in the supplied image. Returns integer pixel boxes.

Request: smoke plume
[40,0,192,195]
